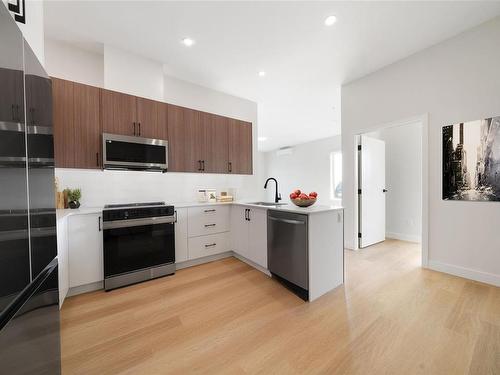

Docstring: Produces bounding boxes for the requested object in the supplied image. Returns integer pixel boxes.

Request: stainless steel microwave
[102,133,168,171]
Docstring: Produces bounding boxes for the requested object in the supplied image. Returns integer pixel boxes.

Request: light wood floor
[61,240,500,374]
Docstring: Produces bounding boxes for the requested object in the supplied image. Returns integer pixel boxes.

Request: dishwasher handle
[268,216,306,225]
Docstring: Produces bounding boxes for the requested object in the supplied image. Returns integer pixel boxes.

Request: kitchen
[0,3,344,373]
[4,1,500,374]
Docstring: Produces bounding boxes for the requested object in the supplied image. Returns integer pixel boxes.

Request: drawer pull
[204,209,216,213]
[205,243,217,248]
[204,223,216,227]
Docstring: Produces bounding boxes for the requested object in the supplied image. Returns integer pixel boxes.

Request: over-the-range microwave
[102,133,168,172]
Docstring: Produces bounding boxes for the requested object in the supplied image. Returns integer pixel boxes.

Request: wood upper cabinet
[204,113,229,173]
[52,78,252,174]
[52,78,101,169]
[101,89,137,136]
[52,77,75,168]
[167,104,186,172]
[228,119,253,174]
[183,109,204,173]
[73,82,101,169]
[136,97,157,139]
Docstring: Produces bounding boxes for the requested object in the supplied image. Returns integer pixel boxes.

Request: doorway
[357,121,424,250]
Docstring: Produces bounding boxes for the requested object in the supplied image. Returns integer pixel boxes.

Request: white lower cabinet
[68,213,103,288]
[188,232,229,259]
[175,208,188,263]
[231,206,268,269]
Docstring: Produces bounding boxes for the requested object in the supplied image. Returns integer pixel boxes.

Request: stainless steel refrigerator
[0,5,61,374]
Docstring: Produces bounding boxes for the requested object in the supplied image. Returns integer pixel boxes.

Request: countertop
[56,201,343,220]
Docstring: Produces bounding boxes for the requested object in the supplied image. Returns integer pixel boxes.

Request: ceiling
[44,1,500,151]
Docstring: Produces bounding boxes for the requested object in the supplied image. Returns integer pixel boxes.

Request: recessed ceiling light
[181,38,195,47]
[324,15,337,26]
[258,136,268,142]
[258,71,266,77]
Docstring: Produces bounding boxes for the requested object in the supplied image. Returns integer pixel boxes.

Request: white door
[247,208,268,268]
[359,135,386,248]
[174,208,188,262]
[68,214,103,287]
[231,205,249,258]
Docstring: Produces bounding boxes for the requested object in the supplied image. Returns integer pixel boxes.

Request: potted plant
[67,188,82,209]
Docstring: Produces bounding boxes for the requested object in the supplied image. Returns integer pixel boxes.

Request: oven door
[103,218,175,278]
[102,133,168,171]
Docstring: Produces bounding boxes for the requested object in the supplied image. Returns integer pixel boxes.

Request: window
[330,151,342,199]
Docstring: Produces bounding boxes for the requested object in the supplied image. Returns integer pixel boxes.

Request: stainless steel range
[102,202,175,291]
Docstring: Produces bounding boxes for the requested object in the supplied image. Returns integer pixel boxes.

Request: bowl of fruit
[289,190,318,207]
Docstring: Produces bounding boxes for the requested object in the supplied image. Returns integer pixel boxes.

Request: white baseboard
[175,252,233,270]
[68,281,103,297]
[428,260,500,287]
[232,252,271,276]
[386,232,421,243]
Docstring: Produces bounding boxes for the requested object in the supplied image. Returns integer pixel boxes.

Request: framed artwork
[443,116,500,201]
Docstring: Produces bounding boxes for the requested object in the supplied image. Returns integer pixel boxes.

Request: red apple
[309,192,318,198]
[290,192,298,199]
[293,189,301,195]
[298,193,309,200]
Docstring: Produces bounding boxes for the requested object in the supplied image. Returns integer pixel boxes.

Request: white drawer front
[188,206,230,237]
[188,232,228,259]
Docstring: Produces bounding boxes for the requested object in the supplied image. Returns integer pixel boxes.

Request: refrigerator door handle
[0,258,57,331]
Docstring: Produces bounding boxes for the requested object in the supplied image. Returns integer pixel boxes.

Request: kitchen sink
[248,202,288,206]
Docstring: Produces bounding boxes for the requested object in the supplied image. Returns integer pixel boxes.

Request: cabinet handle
[204,223,216,227]
[138,122,141,136]
[133,122,136,136]
[205,243,217,248]
[16,105,20,122]
[202,160,205,171]
[198,160,202,171]
[244,208,249,221]
[248,209,251,221]
[96,152,99,166]
[228,162,232,173]
[204,209,216,213]
[98,216,102,231]
[174,210,178,223]
[11,104,15,121]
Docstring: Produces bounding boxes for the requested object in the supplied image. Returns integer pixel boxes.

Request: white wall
[342,17,500,286]
[104,45,163,101]
[263,136,342,206]
[366,122,422,242]
[44,42,264,205]
[2,0,45,64]
[44,39,103,87]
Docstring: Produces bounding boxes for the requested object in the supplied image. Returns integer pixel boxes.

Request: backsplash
[55,168,266,207]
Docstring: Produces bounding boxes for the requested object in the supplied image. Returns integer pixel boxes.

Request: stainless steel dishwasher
[267,210,308,300]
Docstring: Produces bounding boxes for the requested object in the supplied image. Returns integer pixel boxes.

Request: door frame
[352,114,429,268]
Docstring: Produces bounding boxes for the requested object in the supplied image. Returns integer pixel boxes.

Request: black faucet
[264,177,282,203]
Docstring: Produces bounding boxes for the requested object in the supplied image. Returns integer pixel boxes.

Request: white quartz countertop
[56,201,343,220]
[232,202,343,215]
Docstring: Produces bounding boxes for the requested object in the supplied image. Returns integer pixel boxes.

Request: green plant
[67,188,81,202]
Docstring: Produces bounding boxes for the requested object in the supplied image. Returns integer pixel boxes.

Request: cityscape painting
[443,116,500,201]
